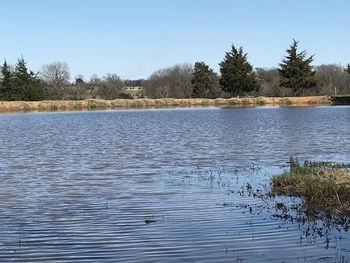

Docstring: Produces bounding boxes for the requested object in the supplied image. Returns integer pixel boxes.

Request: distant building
[124,86,143,91]
[121,86,144,98]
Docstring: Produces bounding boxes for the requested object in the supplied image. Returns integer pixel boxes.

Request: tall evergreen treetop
[0,60,15,100]
[15,58,30,79]
[345,64,350,75]
[279,40,317,96]
[10,57,43,101]
[191,61,220,98]
[219,45,259,96]
[1,60,11,79]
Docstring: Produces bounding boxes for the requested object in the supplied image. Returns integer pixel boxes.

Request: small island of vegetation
[272,157,350,215]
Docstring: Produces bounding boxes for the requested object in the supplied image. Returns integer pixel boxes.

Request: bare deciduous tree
[40,62,70,87]
[88,74,101,99]
[143,63,193,98]
[315,64,350,95]
[62,75,86,100]
[40,62,71,100]
[97,73,124,99]
[256,68,282,97]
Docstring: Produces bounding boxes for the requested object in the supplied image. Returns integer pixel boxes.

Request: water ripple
[0,107,350,262]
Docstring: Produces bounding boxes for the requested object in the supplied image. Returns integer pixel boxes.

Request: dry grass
[272,158,350,214]
[0,96,332,113]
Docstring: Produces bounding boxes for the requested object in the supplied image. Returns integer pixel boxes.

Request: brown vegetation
[272,158,350,215]
[0,96,332,113]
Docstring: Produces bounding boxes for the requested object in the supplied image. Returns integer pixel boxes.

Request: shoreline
[0,96,332,113]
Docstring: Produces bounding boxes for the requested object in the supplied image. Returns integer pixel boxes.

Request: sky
[0,0,349,80]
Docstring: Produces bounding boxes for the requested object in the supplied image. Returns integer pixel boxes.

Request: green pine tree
[13,57,43,101]
[192,61,220,98]
[219,45,259,96]
[345,64,350,75]
[0,60,15,100]
[279,40,317,96]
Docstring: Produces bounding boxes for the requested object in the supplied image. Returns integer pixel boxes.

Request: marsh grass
[272,157,350,214]
[0,96,331,113]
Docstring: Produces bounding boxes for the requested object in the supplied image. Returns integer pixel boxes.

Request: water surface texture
[0,106,350,262]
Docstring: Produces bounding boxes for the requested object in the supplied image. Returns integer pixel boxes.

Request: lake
[0,106,349,262]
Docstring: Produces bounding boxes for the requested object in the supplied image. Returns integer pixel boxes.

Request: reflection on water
[0,106,350,262]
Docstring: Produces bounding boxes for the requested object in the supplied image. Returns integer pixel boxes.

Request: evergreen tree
[192,61,220,98]
[219,45,259,96]
[13,57,43,100]
[279,40,317,96]
[345,64,350,75]
[0,60,14,100]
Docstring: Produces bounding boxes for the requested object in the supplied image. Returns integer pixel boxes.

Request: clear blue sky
[0,0,349,80]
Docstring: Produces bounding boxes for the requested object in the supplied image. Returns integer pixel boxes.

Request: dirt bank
[0,96,332,113]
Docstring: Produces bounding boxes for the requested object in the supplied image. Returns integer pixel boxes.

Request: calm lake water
[0,106,350,262]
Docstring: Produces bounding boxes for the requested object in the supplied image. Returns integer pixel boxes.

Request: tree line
[0,60,143,101]
[1,40,350,101]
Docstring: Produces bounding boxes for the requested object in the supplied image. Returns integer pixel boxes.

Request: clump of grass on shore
[272,157,350,214]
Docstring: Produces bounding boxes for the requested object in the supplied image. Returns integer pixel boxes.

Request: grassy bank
[272,158,350,215]
[0,96,332,113]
